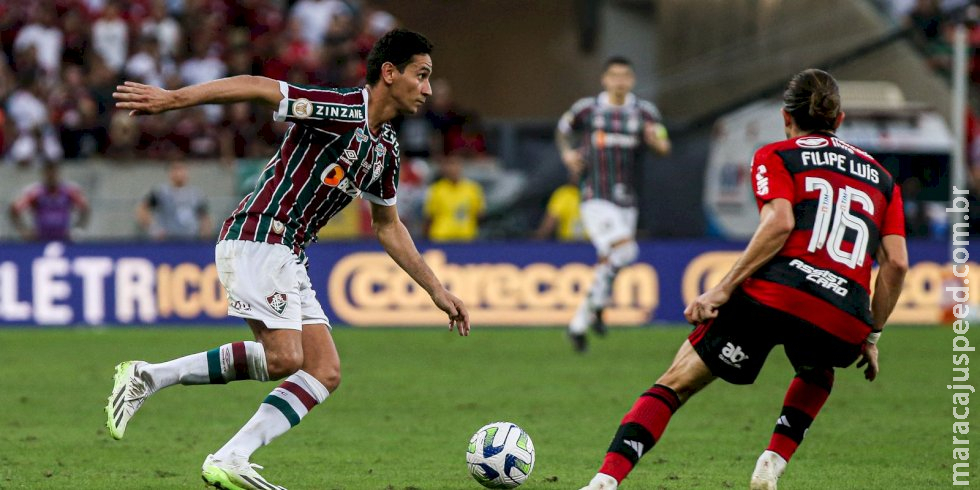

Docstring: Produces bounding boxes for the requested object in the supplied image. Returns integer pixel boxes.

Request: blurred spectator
[535,172,586,241]
[5,74,63,166]
[60,7,89,67]
[179,36,227,122]
[126,35,176,88]
[92,2,129,73]
[289,0,352,49]
[136,160,212,240]
[9,162,89,241]
[139,0,182,59]
[423,154,486,242]
[13,7,63,78]
[50,65,103,158]
[425,78,487,157]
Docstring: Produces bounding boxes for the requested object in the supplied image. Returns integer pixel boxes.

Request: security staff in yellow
[424,154,486,241]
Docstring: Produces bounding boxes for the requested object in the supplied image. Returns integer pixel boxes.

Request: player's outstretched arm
[370,202,470,336]
[113,76,283,116]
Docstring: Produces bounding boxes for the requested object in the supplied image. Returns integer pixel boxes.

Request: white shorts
[580,199,638,257]
[215,240,330,330]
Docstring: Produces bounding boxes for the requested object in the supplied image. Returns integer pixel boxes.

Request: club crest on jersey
[796,136,828,148]
[354,127,368,142]
[266,291,288,316]
[372,158,384,180]
[292,98,313,119]
[321,163,345,186]
[271,219,285,235]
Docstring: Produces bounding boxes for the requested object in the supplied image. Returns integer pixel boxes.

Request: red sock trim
[599,452,632,483]
[767,432,797,461]
[783,377,830,419]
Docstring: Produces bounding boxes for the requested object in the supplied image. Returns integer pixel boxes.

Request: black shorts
[688,291,863,385]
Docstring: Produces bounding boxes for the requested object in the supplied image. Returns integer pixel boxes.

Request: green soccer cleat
[202,453,287,490]
[105,360,150,440]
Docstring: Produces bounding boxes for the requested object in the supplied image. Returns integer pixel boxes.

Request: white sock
[141,341,268,393]
[587,263,617,309]
[569,301,591,334]
[215,370,329,460]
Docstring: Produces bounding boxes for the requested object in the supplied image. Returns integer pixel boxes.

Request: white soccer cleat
[750,450,787,490]
[579,473,618,490]
[202,453,287,490]
[105,360,151,440]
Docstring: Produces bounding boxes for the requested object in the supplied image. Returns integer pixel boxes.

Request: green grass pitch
[0,325,967,489]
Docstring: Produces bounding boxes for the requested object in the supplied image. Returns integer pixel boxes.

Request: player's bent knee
[315,369,341,393]
[265,350,304,379]
[608,240,639,268]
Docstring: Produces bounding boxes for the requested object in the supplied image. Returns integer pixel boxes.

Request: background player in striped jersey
[556,56,671,352]
[106,29,470,490]
[579,69,908,490]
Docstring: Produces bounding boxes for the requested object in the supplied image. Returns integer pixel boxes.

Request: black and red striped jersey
[741,132,905,344]
[558,92,662,207]
[219,81,400,262]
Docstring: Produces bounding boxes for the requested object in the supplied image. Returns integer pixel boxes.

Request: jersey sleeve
[751,145,795,208]
[66,183,88,208]
[557,98,591,134]
[272,81,367,130]
[638,100,663,124]
[880,183,906,237]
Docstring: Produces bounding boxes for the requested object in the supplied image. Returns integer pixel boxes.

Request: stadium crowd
[0,0,488,167]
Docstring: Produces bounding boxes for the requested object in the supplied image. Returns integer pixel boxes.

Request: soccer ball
[466,421,535,488]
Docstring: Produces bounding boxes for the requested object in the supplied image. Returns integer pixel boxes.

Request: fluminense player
[555,56,670,352]
[579,69,908,490]
[107,29,469,490]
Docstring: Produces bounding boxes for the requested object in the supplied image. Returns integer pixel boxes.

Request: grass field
[0,325,967,489]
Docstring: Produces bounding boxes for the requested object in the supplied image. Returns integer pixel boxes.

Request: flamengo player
[556,56,670,352]
[580,69,908,490]
[106,29,469,490]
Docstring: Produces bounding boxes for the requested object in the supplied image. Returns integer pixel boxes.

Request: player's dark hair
[366,29,433,85]
[603,56,633,71]
[783,69,841,132]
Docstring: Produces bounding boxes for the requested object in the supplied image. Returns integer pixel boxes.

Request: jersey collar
[597,91,636,107]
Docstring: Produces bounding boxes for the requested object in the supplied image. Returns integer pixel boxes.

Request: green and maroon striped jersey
[557,92,662,207]
[219,81,400,262]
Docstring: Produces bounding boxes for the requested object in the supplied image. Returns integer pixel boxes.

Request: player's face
[391,54,433,115]
[601,63,635,98]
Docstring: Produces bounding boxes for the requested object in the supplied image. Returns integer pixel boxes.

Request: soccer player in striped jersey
[556,56,671,352]
[106,29,470,490]
[579,70,908,490]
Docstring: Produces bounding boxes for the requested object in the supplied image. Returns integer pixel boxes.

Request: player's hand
[683,286,730,325]
[856,342,879,381]
[113,81,175,116]
[431,289,470,336]
[561,149,584,174]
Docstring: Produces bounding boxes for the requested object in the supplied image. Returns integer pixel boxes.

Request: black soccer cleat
[589,308,608,337]
[569,333,588,353]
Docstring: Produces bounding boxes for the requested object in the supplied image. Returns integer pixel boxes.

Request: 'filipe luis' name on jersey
[742,133,906,345]
[558,92,662,207]
[219,82,400,263]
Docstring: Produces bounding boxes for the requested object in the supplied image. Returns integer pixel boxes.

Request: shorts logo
[230,299,252,312]
[293,98,312,118]
[796,136,828,148]
[719,342,749,368]
[266,291,288,316]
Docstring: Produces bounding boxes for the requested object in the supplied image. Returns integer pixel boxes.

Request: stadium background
[0,1,977,489]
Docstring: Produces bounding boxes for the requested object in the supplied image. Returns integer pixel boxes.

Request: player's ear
[780,108,792,129]
[833,111,845,130]
[382,62,397,84]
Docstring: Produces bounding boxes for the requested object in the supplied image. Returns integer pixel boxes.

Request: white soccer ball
[466,421,535,488]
